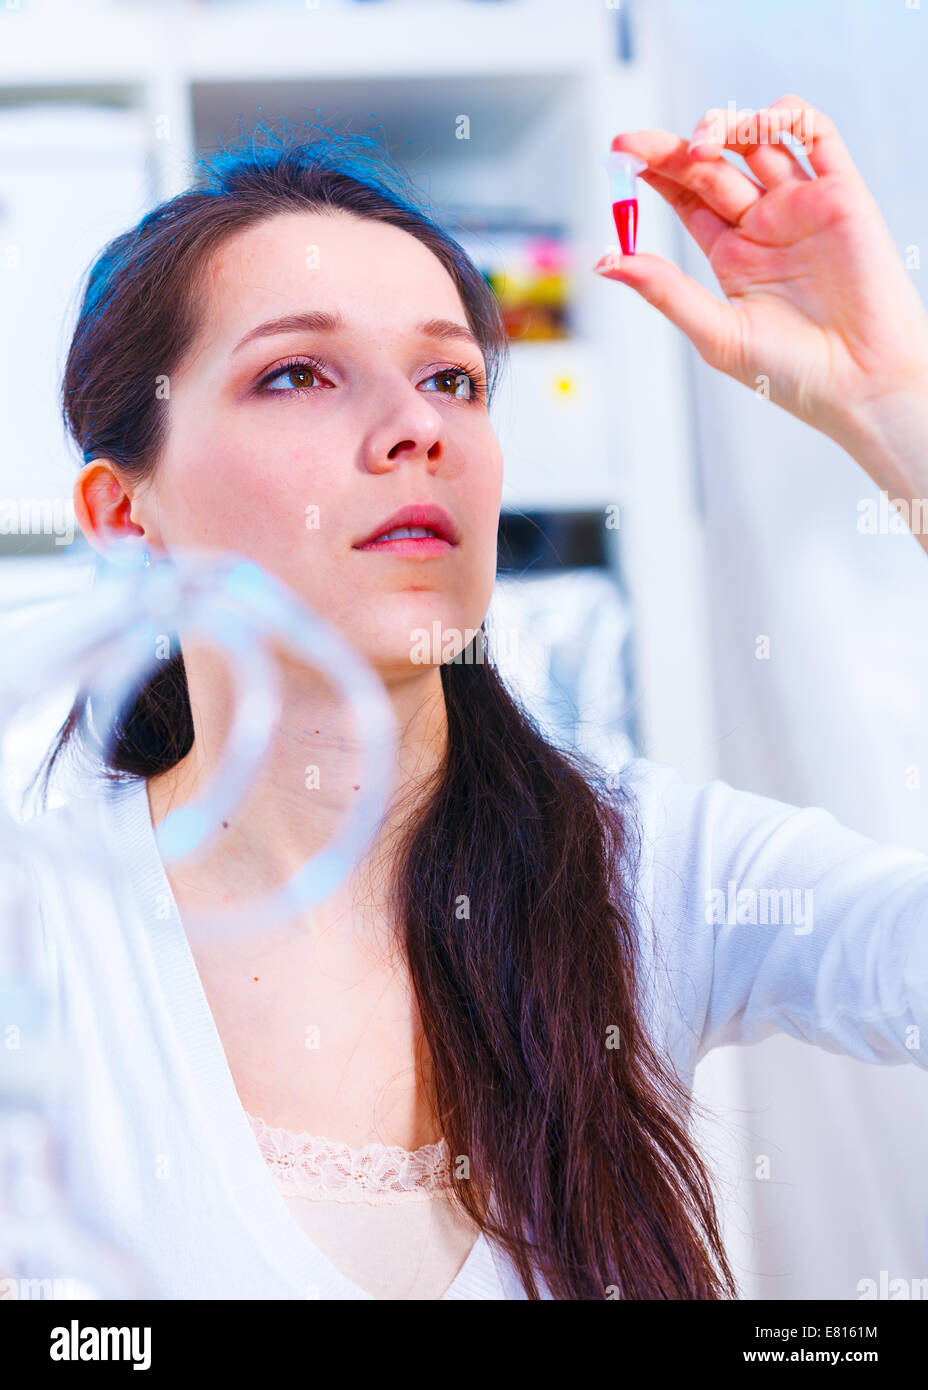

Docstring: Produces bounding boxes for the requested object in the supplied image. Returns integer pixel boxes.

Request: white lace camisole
[246,1113,482,1300]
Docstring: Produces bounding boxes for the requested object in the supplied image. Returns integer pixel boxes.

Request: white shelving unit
[0,0,720,777]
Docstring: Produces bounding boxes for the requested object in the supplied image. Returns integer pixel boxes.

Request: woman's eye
[422,368,475,400]
[263,363,320,392]
[258,361,483,401]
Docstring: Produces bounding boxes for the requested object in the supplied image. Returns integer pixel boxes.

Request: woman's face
[127,210,504,680]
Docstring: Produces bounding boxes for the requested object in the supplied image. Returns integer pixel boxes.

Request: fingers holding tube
[765,95,861,180]
[594,250,735,372]
[688,97,858,187]
[689,106,809,189]
[611,128,764,227]
[631,169,732,259]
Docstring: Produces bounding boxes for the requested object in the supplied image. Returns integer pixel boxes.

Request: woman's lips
[355,535,454,556]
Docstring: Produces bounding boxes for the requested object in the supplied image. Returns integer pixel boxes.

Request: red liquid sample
[612,198,638,255]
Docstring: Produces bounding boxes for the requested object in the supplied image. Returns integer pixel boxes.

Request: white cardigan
[16,756,928,1299]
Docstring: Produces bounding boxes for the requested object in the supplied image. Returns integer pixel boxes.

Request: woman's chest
[188,925,439,1151]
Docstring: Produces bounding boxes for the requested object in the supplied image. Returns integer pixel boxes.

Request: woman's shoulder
[612,753,773,850]
[613,753,856,850]
[609,751,928,940]
[13,775,141,902]
[614,750,928,943]
[17,780,114,844]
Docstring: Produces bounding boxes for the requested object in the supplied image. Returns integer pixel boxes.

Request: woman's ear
[73,460,147,558]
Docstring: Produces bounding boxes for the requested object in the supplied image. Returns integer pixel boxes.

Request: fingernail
[688,133,712,155]
[595,245,623,272]
[688,118,713,154]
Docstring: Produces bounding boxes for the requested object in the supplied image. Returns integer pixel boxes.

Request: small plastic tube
[599,151,648,255]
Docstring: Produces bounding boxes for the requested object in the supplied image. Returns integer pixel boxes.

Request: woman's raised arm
[596,94,928,550]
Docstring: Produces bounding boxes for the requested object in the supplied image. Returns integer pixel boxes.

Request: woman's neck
[146,650,448,951]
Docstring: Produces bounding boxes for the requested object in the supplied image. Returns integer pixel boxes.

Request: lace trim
[246,1112,454,1205]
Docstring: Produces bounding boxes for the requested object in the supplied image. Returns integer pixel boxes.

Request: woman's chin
[351,632,476,684]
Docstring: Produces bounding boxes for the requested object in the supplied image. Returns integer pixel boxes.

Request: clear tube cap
[600,150,648,202]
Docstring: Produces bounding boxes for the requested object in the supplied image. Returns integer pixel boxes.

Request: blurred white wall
[645,0,928,1299]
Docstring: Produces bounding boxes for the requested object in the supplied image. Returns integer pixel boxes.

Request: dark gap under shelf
[497,509,610,574]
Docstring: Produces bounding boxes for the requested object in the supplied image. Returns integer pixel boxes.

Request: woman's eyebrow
[230,310,482,357]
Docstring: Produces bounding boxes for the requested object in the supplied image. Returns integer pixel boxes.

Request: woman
[20,96,928,1301]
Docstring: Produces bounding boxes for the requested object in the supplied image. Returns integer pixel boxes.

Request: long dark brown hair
[31,124,737,1299]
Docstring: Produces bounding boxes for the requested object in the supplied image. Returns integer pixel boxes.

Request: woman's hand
[597,95,928,482]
